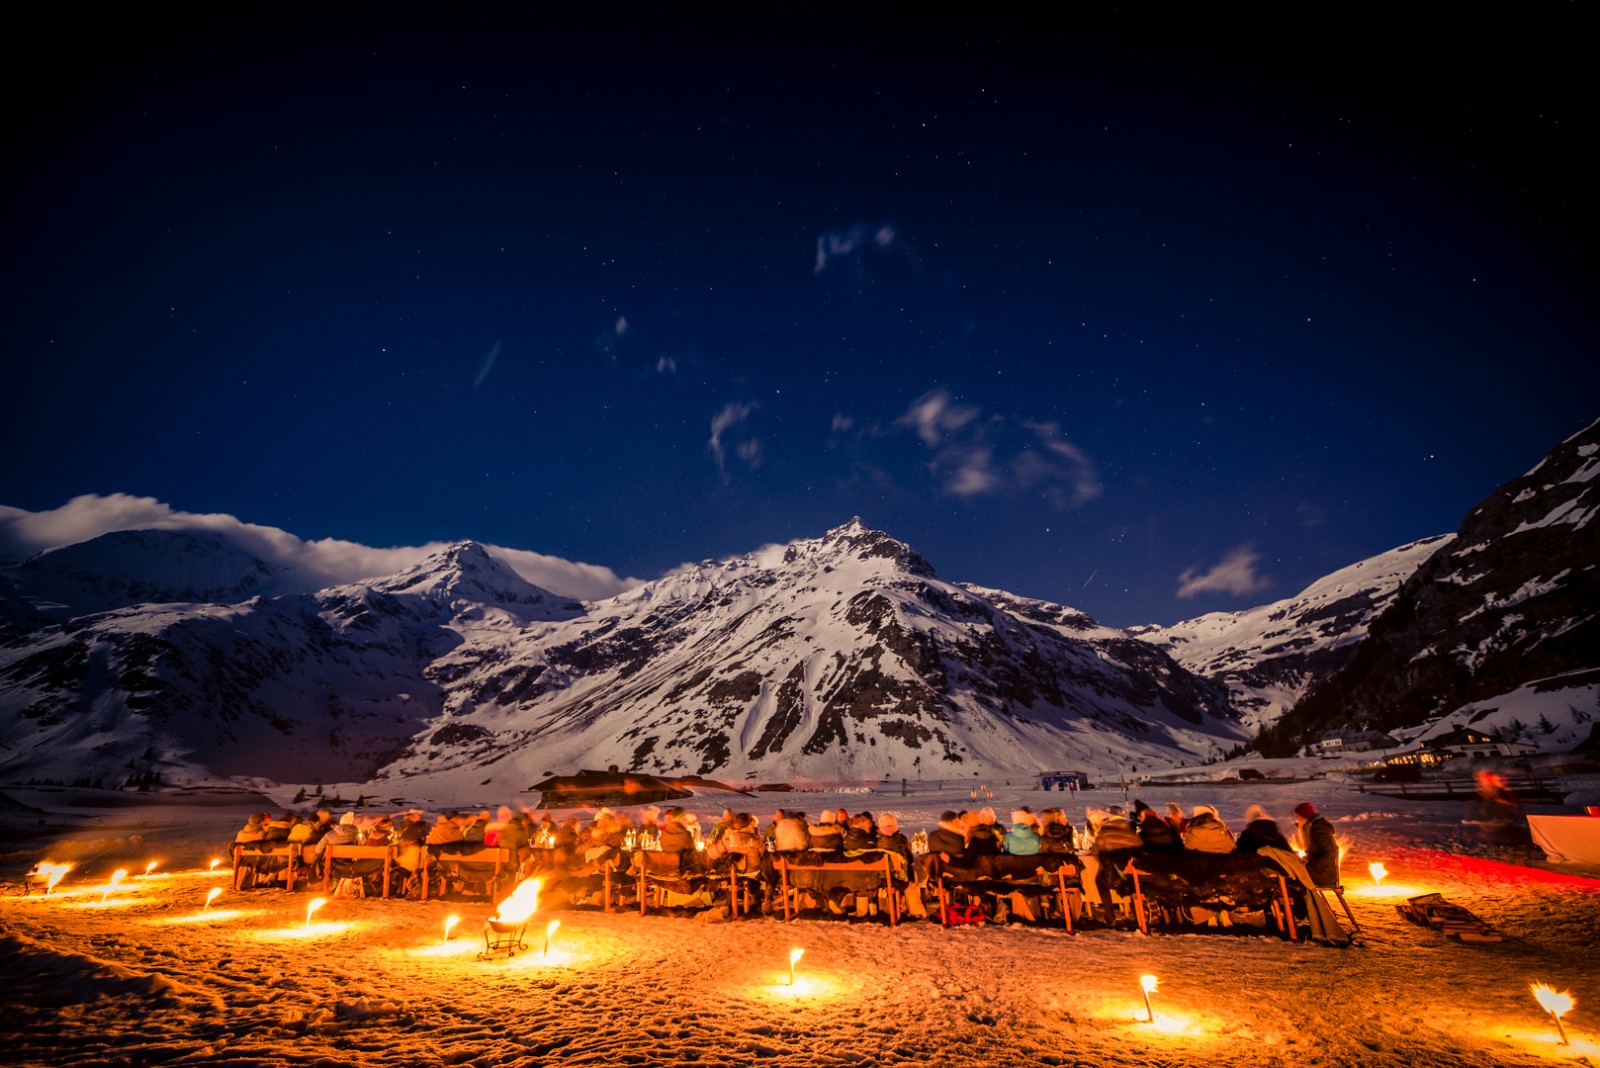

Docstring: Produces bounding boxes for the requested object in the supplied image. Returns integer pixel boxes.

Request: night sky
[4,9,1593,627]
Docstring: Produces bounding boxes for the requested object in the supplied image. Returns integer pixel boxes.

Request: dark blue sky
[4,9,1593,626]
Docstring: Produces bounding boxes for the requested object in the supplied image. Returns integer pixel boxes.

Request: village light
[1531,983,1574,1046]
[204,887,222,911]
[102,869,128,905]
[1369,861,1388,886]
[544,919,560,958]
[444,915,460,943]
[789,948,804,987]
[1140,974,1158,1023]
[305,897,328,927]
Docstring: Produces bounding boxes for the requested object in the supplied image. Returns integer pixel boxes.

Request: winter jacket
[1090,816,1143,854]
[1235,818,1291,855]
[926,823,967,859]
[1038,822,1076,854]
[1181,812,1235,853]
[1136,812,1183,852]
[1003,823,1042,855]
[1298,815,1340,886]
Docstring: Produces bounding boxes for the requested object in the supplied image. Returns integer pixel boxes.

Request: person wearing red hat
[1293,802,1340,887]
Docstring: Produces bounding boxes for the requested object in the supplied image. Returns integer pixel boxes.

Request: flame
[444,915,460,942]
[101,868,128,904]
[204,887,223,910]
[547,919,561,939]
[144,861,159,876]
[1369,861,1388,886]
[36,861,73,892]
[305,897,328,926]
[209,858,222,871]
[492,878,542,924]
[1141,974,1159,995]
[1532,983,1574,1019]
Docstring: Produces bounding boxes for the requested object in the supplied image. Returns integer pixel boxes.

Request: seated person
[1133,800,1183,852]
[1234,805,1291,854]
[1292,802,1340,886]
[1037,808,1076,854]
[925,811,967,861]
[1181,804,1235,852]
[875,814,913,867]
[1003,809,1042,855]
[658,808,697,854]
[807,812,845,854]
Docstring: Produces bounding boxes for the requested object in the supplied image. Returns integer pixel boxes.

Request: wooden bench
[232,843,300,891]
[774,854,901,925]
[1118,852,1298,940]
[933,854,1083,932]
[322,844,396,898]
[421,846,514,901]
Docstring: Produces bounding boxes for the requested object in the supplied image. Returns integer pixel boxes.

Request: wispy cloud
[887,390,1101,504]
[708,402,761,480]
[812,222,922,298]
[1176,545,1273,599]
[0,495,639,601]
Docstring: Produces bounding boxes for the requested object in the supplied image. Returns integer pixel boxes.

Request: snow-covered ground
[3,774,1598,1068]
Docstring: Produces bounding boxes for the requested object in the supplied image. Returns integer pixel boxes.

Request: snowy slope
[1131,535,1451,732]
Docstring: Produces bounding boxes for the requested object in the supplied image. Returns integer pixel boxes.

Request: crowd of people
[230,796,1345,916]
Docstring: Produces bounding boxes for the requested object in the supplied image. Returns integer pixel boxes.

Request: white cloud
[813,221,918,281]
[0,494,639,602]
[1176,545,1273,599]
[708,402,759,479]
[655,355,677,375]
[897,389,981,447]
[890,392,1101,504]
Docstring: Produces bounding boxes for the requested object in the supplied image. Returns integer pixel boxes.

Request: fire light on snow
[444,915,460,943]
[1140,974,1158,1023]
[306,897,328,927]
[544,919,560,958]
[789,948,804,986]
[1369,861,1388,886]
[101,869,128,905]
[204,887,223,911]
[1531,983,1575,1046]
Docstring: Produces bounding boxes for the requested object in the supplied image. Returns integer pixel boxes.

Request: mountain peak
[374,541,583,618]
[811,517,937,577]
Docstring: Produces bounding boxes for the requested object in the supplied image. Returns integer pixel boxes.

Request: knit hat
[1011,809,1035,826]
[1192,804,1218,818]
[1293,802,1318,820]
[1243,805,1269,823]
[939,810,959,823]
[339,812,356,825]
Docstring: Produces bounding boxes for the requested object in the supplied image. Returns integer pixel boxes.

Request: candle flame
[1368,861,1388,885]
[110,868,128,886]
[1531,983,1574,1019]
[144,861,158,876]
[1140,974,1159,994]
[492,878,542,925]
[444,915,460,942]
[205,887,223,910]
[547,919,561,938]
[305,897,327,926]
[209,858,221,871]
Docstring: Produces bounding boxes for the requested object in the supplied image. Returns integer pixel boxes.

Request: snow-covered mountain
[376,519,1244,791]
[0,521,1245,790]
[0,541,582,786]
[0,530,282,628]
[1131,535,1452,733]
[1259,419,1600,755]
[4,416,1597,794]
